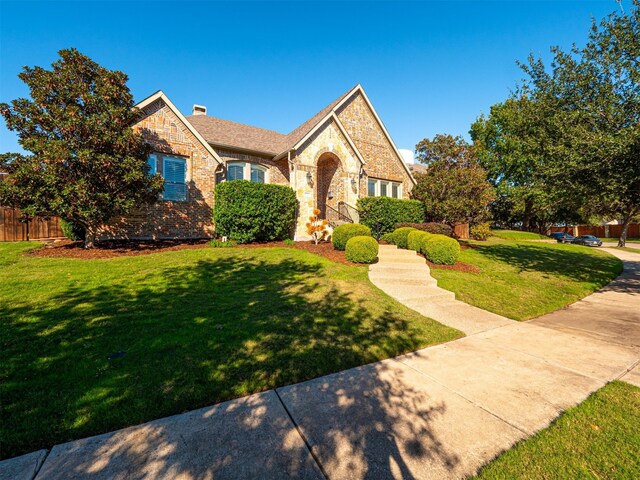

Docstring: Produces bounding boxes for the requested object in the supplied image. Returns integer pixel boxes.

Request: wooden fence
[0,207,65,241]
[548,223,640,238]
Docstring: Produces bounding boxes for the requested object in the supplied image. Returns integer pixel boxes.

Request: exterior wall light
[306,170,313,185]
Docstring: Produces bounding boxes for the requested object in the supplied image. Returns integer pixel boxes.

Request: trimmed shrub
[470,222,492,241]
[60,219,85,241]
[395,222,454,238]
[421,234,460,265]
[214,180,297,243]
[407,230,432,251]
[380,232,396,244]
[357,197,425,239]
[332,223,372,251]
[392,227,417,249]
[345,235,379,264]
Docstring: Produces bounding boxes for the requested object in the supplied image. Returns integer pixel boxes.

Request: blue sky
[0,0,628,156]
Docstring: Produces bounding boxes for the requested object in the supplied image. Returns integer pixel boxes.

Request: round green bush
[332,223,372,250]
[345,236,379,264]
[470,222,492,241]
[421,234,460,265]
[60,219,86,241]
[407,230,431,251]
[392,227,417,249]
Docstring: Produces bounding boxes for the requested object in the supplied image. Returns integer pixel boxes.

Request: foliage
[0,49,164,248]
[210,238,238,248]
[475,382,640,479]
[345,236,379,263]
[408,230,431,251]
[283,239,295,246]
[332,223,372,250]
[306,209,330,245]
[391,227,417,249]
[380,232,396,244]
[472,2,640,245]
[213,180,297,244]
[430,238,622,320]
[421,234,460,265]
[0,243,461,458]
[60,218,86,241]
[412,134,495,227]
[357,196,425,239]
[470,222,492,241]
[395,222,454,237]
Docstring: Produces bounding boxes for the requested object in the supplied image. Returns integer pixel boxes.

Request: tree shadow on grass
[1,253,454,464]
[474,242,622,285]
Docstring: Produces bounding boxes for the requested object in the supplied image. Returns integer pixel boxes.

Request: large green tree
[412,134,495,227]
[0,49,163,247]
[473,1,640,245]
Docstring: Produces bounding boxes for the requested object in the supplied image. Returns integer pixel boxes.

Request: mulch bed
[28,238,358,265]
[29,239,211,259]
[238,240,357,266]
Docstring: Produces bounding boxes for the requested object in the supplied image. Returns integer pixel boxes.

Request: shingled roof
[185,86,356,157]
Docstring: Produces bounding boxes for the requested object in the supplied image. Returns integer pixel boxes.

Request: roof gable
[135,91,223,165]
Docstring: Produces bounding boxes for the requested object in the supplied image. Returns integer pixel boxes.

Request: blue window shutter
[147,154,157,175]
[163,156,187,201]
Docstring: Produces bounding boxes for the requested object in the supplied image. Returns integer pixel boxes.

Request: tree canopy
[412,134,495,227]
[0,48,163,247]
[471,1,640,245]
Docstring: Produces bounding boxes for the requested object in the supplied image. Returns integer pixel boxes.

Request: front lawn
[475,381,640,479]
[490,229,550,241]
[0,242,461,459]
[430,238,622,320]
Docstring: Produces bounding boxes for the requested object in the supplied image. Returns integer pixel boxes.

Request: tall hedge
[214,180,297,243]
[356,197,425,239]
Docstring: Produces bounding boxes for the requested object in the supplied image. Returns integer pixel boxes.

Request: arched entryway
[316,152,343,219]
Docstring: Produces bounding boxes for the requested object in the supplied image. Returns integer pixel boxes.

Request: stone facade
[290,119,362,238]
[99,98,219,240]
[336,92,413,196]
[100,86,414,241]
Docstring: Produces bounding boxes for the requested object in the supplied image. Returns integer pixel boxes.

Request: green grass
[430,238,622,320]
[490,229,550,240]
[475,381,640,479]
[602,237,640,244]
[0,242,461,459]
[612,246,640,254]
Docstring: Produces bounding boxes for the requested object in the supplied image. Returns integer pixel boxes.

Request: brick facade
[99,98,219,240]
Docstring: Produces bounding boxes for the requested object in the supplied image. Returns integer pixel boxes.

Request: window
[163,156,187,201]
[227,162,268,183]
[368,179,376,196]
[227,162,245,181]
[251,164,266,183]
[367,178,401,198]
[147,154,157,176]
[380,181,389,197]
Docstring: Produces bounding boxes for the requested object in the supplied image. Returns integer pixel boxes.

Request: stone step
[369,275,438,288]
[376,255,425,264]
[378,244,398,250]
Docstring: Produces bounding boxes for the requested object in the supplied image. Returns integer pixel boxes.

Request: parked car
[571,235,603,247]
[550,232,575,243]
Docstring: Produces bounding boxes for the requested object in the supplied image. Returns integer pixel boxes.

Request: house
[99,84,416,240]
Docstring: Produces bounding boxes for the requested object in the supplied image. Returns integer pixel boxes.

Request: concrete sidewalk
[2,249,639,480]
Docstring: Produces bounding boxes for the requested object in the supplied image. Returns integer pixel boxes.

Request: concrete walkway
[2,248,639,480]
